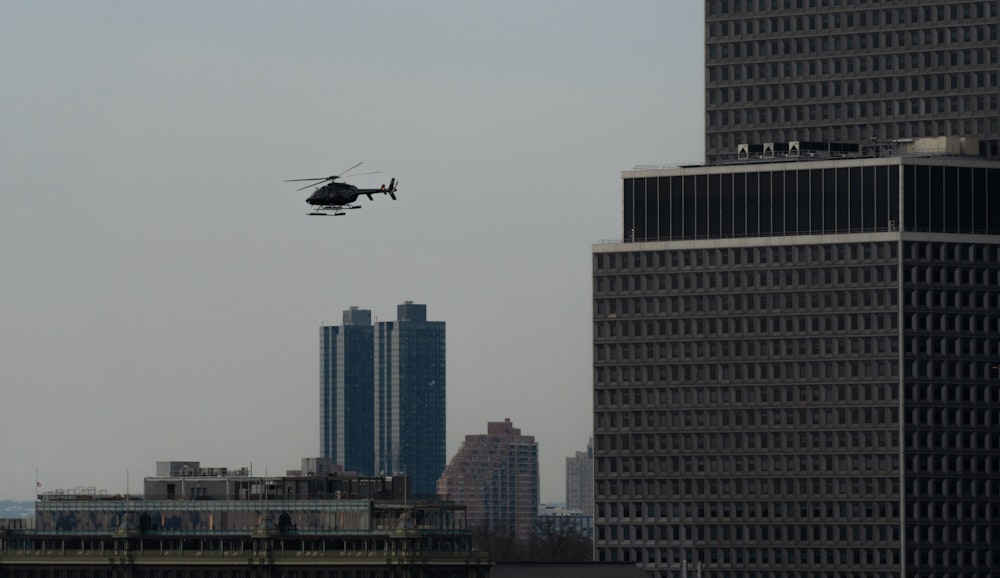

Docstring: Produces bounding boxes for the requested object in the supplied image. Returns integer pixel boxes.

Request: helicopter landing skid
[309,204,360,216]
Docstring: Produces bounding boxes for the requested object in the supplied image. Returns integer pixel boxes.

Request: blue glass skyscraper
[320,303,446,495]
[319,307,375,476]
[374,302,447,497]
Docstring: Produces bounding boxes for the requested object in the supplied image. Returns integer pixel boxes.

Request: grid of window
[593,235,1000,577]
[374,318,446,497]
[594,241,902,577]
[624,164,901,241]
[704,0,1000,162]
[901,240,1000,576]
[320,322,375,476]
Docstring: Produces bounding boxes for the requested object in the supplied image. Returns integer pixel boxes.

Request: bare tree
[472,518,592,563]
[527,516,593,562]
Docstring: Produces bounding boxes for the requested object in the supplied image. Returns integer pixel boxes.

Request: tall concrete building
[566,438,594,517]
[319,307,375,475]
[592,3,1000,575]
[704,0,1000,163]
[594,148,1000,576]
[375,302,446,496]
[437,418,540,541]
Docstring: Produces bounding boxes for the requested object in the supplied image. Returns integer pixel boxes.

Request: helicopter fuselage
[307,182,360,206]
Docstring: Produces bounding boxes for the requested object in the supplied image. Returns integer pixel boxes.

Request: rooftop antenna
[125,468,132,529]
[264,472,273,531]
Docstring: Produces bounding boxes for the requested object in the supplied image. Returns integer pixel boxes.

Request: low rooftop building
[2,459,490,577]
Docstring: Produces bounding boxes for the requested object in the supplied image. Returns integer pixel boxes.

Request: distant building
[318,302,447,495]
[538,504,593,541]
[374,302,446,496]
[0,517,33,531]
[320,307,375,476]
[298,456,343,477]
[564,438,593,517]
[144,459,372,504]
[438,419,539,541]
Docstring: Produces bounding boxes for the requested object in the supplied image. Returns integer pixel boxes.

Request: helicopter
[286,162,398,216]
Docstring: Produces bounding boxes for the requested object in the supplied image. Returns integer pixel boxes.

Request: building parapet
[717,137,982,165]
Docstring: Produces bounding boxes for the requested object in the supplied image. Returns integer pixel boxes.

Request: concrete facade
[593,154,1000,577]
[704,0,1000,163]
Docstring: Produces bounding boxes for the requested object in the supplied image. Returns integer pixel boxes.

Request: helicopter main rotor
[285,162,379,190]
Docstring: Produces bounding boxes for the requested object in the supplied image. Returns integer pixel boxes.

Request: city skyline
[0,2,703,502]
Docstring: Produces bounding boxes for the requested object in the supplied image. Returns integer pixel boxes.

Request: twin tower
[319,302,446,496]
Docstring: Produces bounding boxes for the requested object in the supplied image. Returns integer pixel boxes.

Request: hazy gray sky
[1,1,703,502]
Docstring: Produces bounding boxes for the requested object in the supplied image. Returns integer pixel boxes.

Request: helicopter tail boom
[365,178,398,201]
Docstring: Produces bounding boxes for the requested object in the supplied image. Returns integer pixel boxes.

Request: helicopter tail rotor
[388,178,397,200]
